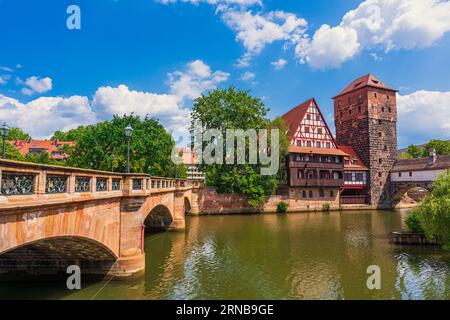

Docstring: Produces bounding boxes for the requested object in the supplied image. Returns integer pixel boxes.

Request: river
[1,209,449,300]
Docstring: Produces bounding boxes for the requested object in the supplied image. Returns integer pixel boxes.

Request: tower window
[382,107,385,112]
[349,109,352,115]
[378,132,382,137]
[389,107,392,113]
[378,172,382,177]
[340,111,343,117]
[378,158,382,164]
[384,145,387,151]
[387,95,390,100]
[374,92,377,98]
[309,190,313,198]
[378,120,382,125]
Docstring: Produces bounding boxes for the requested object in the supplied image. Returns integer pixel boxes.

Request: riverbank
[194,187,417,215]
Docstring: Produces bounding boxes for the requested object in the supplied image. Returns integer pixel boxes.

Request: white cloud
[397,90,450,145]
[222,9,308,65]
[0,94,97,139]
[0,75,11,85]
[296,0,450,69]
[0,66,14,73]
[271,58,287,70]
[19,76,53,95]
[240,71,256,81]
[0,60,228,141]
[167,59,230,101]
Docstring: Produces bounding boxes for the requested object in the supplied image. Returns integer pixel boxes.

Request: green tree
[61,114,177,176]
[406,170,450,249]
[25,152,62,166]
[6,127,31,141]
[422,140,450,157]
[407,144,422,158]
[0,141,25,161]
[191,87,283,206]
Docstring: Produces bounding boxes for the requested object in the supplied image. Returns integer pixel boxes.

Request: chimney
[428,148,437,166]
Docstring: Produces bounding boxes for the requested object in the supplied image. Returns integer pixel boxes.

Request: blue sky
[0,0,449,148]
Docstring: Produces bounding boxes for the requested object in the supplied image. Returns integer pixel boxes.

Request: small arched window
[309,190,313,198]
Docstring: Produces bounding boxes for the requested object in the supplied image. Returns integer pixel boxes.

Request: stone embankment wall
[196,187,342,214]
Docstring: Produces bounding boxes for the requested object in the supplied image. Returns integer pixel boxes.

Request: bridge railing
[0,159,201,209]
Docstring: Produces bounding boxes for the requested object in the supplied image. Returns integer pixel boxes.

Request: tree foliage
[422,140,450,157]
[6,127,31,141]
[407,144,422,159]
[59,114,177,176]
[405,170,450,249]
[191,87,288,206]
[0,141,25,161]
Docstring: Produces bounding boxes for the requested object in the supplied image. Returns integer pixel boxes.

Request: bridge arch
[144,204,174,231]
[0,236,117,276]
[184,197,192,215]
[391,185,431,206]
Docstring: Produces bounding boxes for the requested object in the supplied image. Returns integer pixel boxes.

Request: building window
[295,155,303,162]
[409,172,412,177]
[326,142,331,148]
[316,141,321,148]
[302,190,307,198]
[309,190,313,198]
[356,173,364,181]
[298,170,304,179]
[330,190,334,198]
[399,172,402,177]
[378,158,382,164]
[382,107,385,112]
[316,115,320,121]
[305,127,310,133]
[378,120,382,125]
[374,92,377,98]
[340,111,343,118]
[307,141,312,147]
[317,128,322,134]
[387,95,390,100]
[389,107,392,113]
[378,132,382,137]
[296,140,301,146]
[319,188,325,198]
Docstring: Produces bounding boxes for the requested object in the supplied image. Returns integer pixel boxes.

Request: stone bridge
[389,180,433,204]
[0,159,203,279]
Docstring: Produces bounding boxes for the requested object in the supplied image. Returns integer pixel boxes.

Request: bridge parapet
[0,159,201,210]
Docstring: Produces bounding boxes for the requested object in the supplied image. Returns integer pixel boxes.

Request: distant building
[179,147,205,181]
[10,140,75,161]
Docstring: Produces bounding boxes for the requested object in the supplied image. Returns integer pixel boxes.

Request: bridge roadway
[0,159,203,278]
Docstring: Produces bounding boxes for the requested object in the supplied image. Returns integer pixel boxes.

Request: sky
[0,0,449,148]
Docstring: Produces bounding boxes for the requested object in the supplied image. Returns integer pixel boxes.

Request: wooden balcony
[290,178,344,187]
[288,161,344,170]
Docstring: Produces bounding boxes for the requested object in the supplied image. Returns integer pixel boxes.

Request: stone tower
[333,74,397,207]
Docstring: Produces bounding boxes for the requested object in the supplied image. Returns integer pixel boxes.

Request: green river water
[1,209,449,300]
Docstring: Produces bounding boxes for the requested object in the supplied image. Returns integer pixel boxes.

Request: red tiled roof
[10,140,75,160]
[281,98,315,139]
[338,145,368,170]
[288,145,348,156]
[333,73,397,98]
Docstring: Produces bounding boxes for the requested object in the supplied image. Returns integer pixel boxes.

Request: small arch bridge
[0,160,203,278]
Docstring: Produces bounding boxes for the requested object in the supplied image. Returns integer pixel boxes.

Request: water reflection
[0,210,449,300]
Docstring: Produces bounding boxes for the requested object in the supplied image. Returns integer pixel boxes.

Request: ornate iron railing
[1,173,35,195]
[96,178,108,192]
[112,178,121,191]
[133,179,142,190]
[46,175,67,194]
[75,177,91,193]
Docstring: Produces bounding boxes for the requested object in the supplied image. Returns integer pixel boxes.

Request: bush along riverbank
[401,170,450,250]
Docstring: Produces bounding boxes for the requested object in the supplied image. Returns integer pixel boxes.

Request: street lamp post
[124,124,133,173]
[1,122,10,159]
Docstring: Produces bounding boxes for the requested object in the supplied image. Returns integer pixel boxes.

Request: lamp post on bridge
[1,122,10,159]
[125,124,133,174]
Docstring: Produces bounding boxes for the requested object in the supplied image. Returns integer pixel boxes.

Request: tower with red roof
[333,74,398,207]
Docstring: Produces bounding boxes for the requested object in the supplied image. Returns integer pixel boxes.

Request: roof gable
[281,98,315,140]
